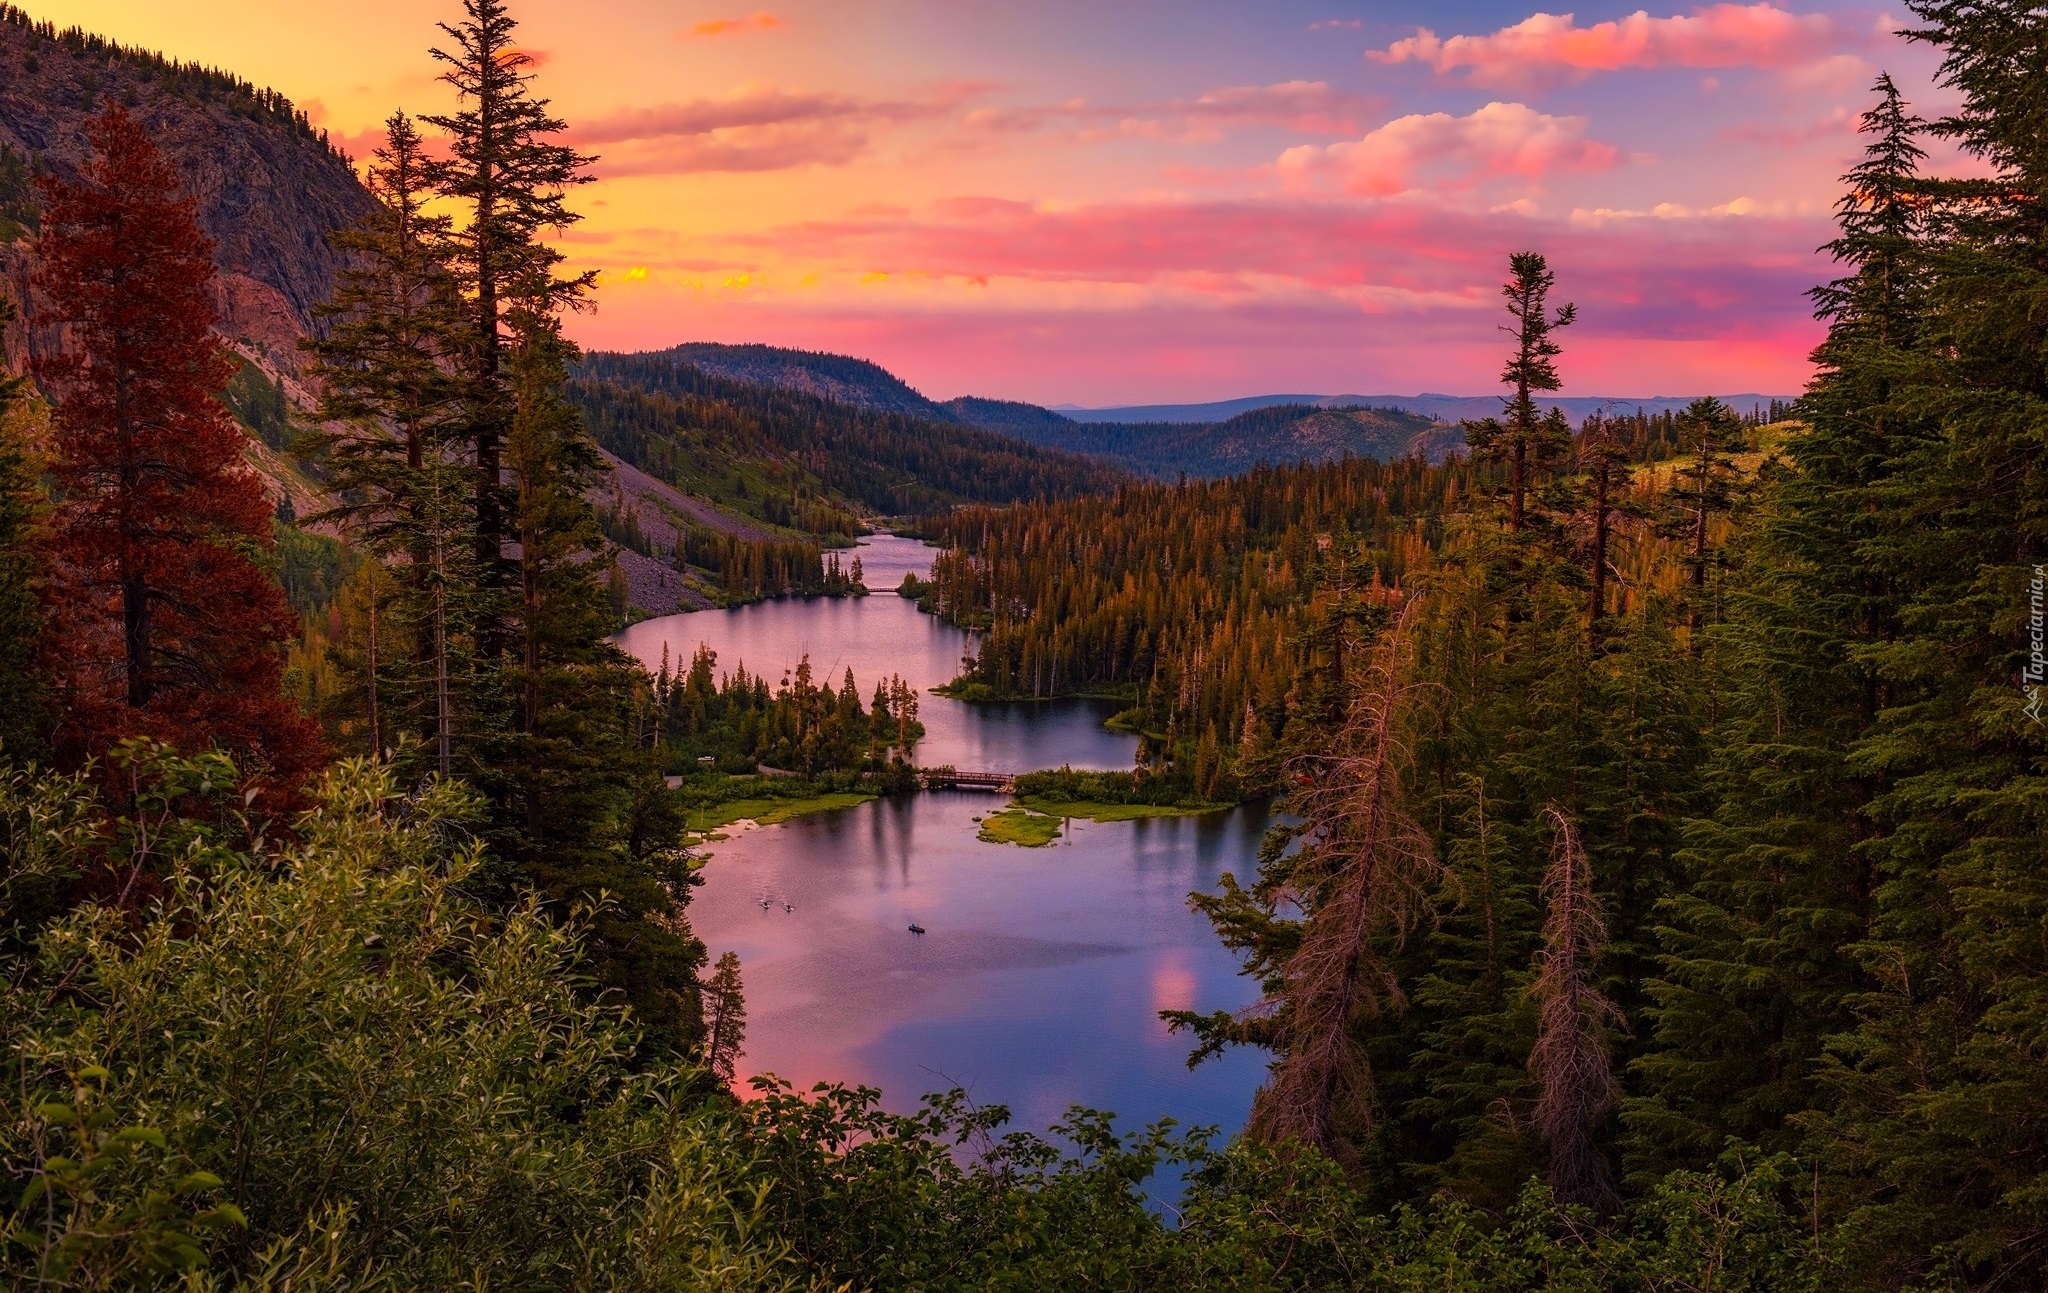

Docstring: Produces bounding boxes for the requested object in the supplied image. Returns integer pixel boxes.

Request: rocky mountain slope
[0,7,375,378]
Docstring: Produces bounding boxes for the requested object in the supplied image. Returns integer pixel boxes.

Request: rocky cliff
[0,6,375,378]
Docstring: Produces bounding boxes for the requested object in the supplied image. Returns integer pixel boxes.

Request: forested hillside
[570,348,1127,516]
[978,401,1465,477]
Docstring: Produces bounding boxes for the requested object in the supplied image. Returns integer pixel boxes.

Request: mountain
[992,402,1461,478]
[645,343,1468,478]
[0,8,376,377]
[937,395,1077,435]
[1063,391,1800,424]
[654,342,954,420]
[570,349,1127,519]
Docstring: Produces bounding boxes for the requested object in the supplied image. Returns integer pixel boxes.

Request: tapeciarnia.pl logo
[2027,564,2045,724]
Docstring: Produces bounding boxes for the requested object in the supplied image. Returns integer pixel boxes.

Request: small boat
[758,899,772,910]
[907,923,926,935]
[783,903,794,913]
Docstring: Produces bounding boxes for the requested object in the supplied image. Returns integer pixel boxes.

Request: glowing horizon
[25,1,1946,405]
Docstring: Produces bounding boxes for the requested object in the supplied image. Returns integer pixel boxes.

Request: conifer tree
[701,950,748,1086]
[1462,253,1575,531]
[1628,75,1924,1191]
[1669,397,1744,635]
[425,0,596,659]
[1241,603,1438,1160]
[30,106,323,798]
[305,111,473,772]
[1576,412,1632,646]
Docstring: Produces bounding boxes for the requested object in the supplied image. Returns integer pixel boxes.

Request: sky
[31,1,1954,405]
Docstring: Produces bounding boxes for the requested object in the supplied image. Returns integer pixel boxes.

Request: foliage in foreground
[0,751,1854,1289]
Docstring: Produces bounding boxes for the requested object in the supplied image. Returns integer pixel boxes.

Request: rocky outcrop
[0,9,375,377]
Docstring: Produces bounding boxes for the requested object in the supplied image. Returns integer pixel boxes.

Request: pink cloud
[1277,102,1620,196]
[961,81,1381,141]
[1370,5,1848,89]
[1309,18,1363,31]
[713,190,1823,332]
[571,85,967,176]
[687,12,786,39]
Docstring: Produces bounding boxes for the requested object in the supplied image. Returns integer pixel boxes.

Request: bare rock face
[0,12,375,375]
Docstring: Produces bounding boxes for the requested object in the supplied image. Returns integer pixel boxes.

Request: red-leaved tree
[32,106,324,801]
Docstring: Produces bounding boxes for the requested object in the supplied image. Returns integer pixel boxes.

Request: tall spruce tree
[1628,75,1929,1189]
[425,0,596,661]
[1462,253,1576,532]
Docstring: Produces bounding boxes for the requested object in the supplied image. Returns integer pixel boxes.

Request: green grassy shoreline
[686,792,876,833]
[1013,795,1230,822]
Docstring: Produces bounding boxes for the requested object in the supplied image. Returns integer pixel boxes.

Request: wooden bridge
[919,769,1016,793]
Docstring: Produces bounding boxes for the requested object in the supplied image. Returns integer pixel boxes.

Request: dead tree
[1529,807,1623,1212]
[1247,599,1440,1159]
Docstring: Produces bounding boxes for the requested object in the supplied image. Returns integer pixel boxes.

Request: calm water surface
[617,536,1267,1142]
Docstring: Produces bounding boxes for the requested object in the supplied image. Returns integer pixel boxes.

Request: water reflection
[696,793,1269,1140]
[615,535,1267,1147]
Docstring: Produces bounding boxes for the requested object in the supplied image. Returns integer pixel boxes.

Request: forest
[0,0,2043,1289]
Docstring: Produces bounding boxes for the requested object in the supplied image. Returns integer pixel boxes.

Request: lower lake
[616,535,1268,1146]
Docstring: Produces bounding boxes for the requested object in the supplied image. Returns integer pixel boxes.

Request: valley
[0,3,2039,1290]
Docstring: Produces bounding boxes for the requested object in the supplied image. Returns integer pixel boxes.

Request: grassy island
[977,807,1063,847]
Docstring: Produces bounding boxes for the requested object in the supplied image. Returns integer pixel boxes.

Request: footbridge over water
[919,769,1016,794]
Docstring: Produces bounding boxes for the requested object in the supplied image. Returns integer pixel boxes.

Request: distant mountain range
[658,342,1797,480]
[1055,392,1800,424]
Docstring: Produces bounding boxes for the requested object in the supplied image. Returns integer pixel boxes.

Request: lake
[616,535,1268,1149]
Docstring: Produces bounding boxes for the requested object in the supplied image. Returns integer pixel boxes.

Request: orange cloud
[687,12,786,39]
[1370,5,1846,88]
[1277,102,1619,196]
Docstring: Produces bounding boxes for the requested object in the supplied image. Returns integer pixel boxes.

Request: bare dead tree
[1529,806,1623,1212]
[1247,598,1440,1159]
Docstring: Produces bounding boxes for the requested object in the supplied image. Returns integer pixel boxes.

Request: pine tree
[425,0,596,659]
[30,106,324,800]
[1462,253,1575,532]
[304,111,474,772]
[1576,412,1633,647]
[1668,397,1744,636]
[701,950,748,1086]
[1241,602,1439,1161]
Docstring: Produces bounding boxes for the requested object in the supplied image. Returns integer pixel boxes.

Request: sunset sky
[32,2,1951,405]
